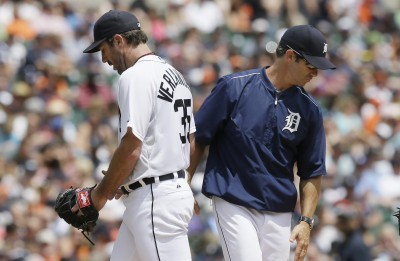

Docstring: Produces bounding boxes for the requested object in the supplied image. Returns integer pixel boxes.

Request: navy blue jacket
[195,67,326,212]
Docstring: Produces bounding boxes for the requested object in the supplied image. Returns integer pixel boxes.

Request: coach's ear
[285,49,297,63]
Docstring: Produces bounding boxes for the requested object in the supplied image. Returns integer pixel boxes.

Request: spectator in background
[6,5,36,41]
[75,72,115,110]
[331,205,372,261]
[376,151,400,203]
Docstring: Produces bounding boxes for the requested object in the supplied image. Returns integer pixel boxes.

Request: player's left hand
[55,186,99,232]
[289,222,311,261]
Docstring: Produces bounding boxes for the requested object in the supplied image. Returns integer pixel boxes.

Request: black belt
[121,170,185,194]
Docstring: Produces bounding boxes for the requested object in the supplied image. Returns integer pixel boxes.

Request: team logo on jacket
[282,109,300,133]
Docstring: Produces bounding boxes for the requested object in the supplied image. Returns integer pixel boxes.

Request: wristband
[298,215,314,229]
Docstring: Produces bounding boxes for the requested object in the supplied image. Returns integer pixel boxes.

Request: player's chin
[117,68,127,75]
[112,66,122,75]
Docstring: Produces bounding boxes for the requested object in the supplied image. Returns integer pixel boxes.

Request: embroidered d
[283,109,301,133]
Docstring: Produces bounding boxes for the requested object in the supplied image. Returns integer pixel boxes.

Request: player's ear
[114,34,123,46]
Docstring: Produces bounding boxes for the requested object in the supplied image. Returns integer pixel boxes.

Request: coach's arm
[290,175,322,261]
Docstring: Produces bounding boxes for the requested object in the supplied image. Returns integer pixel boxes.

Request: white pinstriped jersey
[117,54,195,183]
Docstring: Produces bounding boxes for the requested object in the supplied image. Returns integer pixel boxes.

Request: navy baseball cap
[83,10,141,53]
[279,25,336,70]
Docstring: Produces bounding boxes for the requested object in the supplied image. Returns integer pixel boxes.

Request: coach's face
[286,49,319,87]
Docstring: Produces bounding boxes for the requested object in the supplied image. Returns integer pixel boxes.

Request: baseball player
[187,25,336,261]
[82,10,195,260]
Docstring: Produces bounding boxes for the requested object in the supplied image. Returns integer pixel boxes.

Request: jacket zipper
[275,91,280,105]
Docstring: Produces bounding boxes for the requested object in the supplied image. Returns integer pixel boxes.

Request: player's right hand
[101,170,124,200]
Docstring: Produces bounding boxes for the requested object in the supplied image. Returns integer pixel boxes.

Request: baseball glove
[54,185,99,244]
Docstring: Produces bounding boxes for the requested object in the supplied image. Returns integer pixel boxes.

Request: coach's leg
[259,212,291,261]
[212,196,263,261]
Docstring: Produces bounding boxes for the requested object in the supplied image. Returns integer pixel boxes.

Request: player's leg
[150,178,194,260]
[259,212,292,261]
[118,186,159,261]
[110,221,140,261]
[123,178,194,261]
[212,196,263,261]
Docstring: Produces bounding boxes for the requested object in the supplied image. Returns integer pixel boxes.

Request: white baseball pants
[110,178,194,261]
[212,196,292,261]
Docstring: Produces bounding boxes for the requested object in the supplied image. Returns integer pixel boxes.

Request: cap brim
[83,38,106,53]
[303,54,336,70]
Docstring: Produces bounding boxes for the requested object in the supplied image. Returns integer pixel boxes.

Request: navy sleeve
[195,77,238,145]
[296,109,327,178]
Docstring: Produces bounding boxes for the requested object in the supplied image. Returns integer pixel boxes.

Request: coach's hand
[194,199,200,215]
[187,175,200,215]
[289,222,311,261]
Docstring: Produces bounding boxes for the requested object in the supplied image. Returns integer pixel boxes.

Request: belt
[121,169,185,195]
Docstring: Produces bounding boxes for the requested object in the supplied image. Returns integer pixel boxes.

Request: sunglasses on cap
[286,45,317,70]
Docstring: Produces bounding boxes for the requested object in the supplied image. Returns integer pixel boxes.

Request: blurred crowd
[1,0,400,260]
